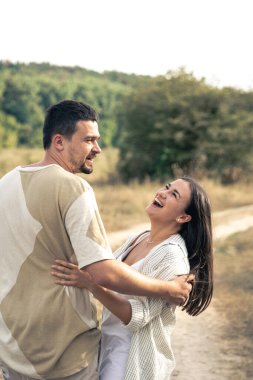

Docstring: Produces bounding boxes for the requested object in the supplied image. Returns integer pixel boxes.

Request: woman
[51,177,213,380]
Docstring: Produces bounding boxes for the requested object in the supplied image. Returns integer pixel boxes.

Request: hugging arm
[51,259,193,305]
[51,260,193,324]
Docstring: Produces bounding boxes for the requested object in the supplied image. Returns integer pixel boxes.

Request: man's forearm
[86,259,178,302]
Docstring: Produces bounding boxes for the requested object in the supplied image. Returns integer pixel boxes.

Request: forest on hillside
[0,61,252,183]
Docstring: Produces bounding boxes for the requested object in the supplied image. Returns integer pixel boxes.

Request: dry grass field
[213,228,253,378]
[217,229,253,323]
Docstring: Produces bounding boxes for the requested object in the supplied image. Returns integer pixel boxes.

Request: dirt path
[170,301,246,380]
[108,204,253,380]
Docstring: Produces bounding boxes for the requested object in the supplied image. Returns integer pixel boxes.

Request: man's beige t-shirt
[0,164,114,379]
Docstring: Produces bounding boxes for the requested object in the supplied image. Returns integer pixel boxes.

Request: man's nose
[93,140,102,154]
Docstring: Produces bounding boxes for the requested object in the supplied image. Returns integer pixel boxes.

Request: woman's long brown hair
[180,176,213,316]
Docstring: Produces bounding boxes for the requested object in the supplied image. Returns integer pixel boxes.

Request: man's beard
[80,154,96,174]
[79,157,94,174]
[69,153,95,174]
[79,164,93,174]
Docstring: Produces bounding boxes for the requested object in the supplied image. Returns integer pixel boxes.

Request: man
[0,100,193,380]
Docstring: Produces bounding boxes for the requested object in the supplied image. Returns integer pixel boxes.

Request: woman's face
[146,179,192,224]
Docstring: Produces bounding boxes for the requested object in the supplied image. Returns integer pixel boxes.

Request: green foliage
[202,89,253,183]
[0,62,252,183]
[0,111,24,148]
[0,61,134,148]
[1,75,44,146]
[117,70,253,183]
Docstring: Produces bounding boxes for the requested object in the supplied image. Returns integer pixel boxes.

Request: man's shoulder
[40,167,95,208]
[36,165,91,191]
[16,165,92,207]
[0,166,19,180]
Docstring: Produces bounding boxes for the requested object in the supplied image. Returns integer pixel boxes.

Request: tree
[2,76,44,146]
[117,70,253,183]
[117,72,210,181]
[0,112,23,148]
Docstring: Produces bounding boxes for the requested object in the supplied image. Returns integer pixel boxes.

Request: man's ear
[51,134,64,152]
[176,214,192,224]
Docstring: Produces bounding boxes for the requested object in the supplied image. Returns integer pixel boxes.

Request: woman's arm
[92,286,132,325]
[51,259,194,305]
[51,259,184,328]
[51,261,169,327]
[51,241,192,329]
[51,260,174,327]
[51,260,132,324]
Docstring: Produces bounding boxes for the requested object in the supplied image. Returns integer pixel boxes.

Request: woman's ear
[176,214,192,224]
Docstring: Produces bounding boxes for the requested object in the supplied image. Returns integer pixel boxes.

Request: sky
[1,0,253,90]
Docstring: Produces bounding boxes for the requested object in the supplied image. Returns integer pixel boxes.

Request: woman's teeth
[153,198,163,208]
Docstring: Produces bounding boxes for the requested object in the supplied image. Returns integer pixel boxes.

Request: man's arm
[86,259,193,304]
[53,259,194,305]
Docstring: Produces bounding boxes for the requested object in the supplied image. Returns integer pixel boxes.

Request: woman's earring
[176,218,180,223]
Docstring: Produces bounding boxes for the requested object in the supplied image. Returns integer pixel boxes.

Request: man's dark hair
[43,100,99,149]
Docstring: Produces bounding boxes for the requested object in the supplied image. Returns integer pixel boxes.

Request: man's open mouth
[86,155,96,162]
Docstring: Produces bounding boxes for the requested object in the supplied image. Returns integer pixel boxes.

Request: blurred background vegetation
[0,61,253,184]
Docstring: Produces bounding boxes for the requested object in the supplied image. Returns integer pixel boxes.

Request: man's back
[0,165,112,379]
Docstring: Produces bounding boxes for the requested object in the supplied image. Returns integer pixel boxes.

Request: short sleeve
[65,188,114,268]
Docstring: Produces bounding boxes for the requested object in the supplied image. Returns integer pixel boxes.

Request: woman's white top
[99,240,145,380]
[99,232,190,380]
